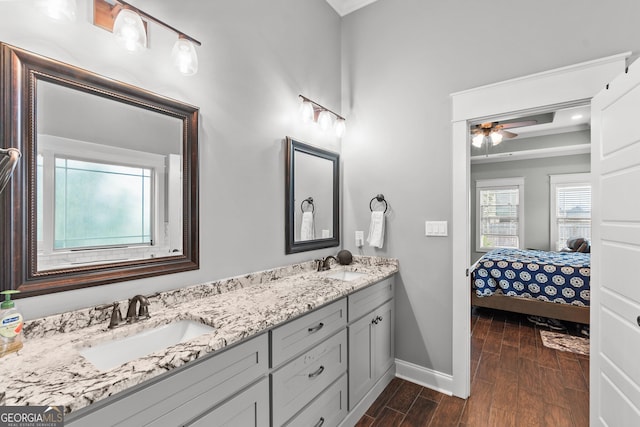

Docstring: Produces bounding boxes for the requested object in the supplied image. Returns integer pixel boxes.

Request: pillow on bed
[566,237,590,253]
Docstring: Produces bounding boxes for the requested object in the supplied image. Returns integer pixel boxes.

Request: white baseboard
[395,358,454,396]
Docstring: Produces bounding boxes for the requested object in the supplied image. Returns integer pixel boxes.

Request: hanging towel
[300,211,315,241]
[367,211,385,248]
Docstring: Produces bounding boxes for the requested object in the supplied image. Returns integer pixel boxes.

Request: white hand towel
[367,211,385,248]
[300,211,315,241]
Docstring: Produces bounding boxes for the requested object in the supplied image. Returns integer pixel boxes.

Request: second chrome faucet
[316,255,337,272]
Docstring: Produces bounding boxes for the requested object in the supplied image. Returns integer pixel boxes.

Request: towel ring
[301,197,315,213]
[369,194,388,213]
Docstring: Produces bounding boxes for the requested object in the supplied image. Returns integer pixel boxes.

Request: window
[550,173,591,251]
[476,177,524,252]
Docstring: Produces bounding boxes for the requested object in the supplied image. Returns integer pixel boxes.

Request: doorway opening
[450,52,628,399]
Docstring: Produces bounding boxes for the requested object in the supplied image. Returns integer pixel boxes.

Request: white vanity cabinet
[66,333,269,427]
[270,298,348,427]
[347,277,395,410]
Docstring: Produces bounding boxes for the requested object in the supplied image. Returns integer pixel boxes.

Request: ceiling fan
[470,120,537,148]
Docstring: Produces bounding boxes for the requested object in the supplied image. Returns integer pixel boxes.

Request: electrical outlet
[355,230,364,247]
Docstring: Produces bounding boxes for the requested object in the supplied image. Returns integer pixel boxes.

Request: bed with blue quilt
[470,248,590,324]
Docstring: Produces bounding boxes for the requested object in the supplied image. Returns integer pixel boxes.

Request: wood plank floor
[356,308,589,427]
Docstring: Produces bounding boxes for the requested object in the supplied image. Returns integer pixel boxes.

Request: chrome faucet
[317,256,337,272]
[96,302,123,329]
[126,295,150,323]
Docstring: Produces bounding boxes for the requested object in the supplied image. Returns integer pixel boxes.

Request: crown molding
[326,0,380,16]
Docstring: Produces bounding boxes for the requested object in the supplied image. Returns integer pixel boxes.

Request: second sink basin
[79,320,215,372]
[325,270,367,281]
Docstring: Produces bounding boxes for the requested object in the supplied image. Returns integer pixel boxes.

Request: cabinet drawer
[272,329,347,427]
[67,333,268,427]
[284,374,348,427]
[271,298,347,368]
[186,377,269,427]
[348,277,394,322]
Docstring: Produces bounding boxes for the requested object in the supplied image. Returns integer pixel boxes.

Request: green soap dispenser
[0,290,23,357]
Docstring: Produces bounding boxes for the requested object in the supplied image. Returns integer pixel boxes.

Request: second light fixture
[299,95,346,138]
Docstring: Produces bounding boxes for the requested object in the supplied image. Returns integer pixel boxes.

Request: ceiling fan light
[490,132,503,145]
[472,134,484,148]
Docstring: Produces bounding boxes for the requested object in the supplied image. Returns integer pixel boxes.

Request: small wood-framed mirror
[0,43,199,297]
[285,137,339,254]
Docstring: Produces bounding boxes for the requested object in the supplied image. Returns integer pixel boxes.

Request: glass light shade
[34,0,76,21]
[490,132,503,145]
[334,118,346,138]
[113,9,147,52]
[299,101,315,123]
[318,110,333,132]
[172,38,199,75]
[471,134,484,148]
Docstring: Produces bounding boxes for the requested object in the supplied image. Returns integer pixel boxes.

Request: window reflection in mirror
[35,81,184,271]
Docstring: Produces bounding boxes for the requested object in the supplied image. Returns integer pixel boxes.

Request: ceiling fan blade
[501,130,518,138]
[499,120,537,130]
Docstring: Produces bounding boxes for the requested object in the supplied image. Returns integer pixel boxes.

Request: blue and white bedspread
[471,248,590,307]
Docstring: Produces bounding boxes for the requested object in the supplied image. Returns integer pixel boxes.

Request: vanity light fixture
[93,0,201,75]
[298,95,346,138]
[34,0,77,22]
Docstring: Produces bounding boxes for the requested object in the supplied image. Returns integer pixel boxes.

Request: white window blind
[476,177,524,252]
[550,173,591,250]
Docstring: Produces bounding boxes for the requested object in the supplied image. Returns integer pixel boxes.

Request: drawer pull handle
[314,417,325,427]
[637,316,640,327]
[308,365,325,378]
[372,316,383,325]
[377,315,383,323]
[308,322,324,333]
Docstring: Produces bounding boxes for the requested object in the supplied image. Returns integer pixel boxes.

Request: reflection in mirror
[36,81,184,271]
[285,137,339,254]
[0,43,199,297]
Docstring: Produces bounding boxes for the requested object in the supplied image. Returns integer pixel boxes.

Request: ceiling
[326,0,380,16]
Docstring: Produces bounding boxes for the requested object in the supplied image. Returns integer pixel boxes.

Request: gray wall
[1,0,342,319]
[340,0,640,375]
[470,153,591,262]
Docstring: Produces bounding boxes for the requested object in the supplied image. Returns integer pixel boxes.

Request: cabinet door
[348,299,395,409]
[348,312,375,408]
[186,377,269,427]
[372,300,394,378]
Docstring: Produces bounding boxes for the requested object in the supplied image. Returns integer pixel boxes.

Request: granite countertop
[0,256,398,414]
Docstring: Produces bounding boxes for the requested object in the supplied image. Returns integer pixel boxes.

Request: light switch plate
[425,221,448,237]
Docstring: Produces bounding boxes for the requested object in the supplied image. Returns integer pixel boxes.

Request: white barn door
[591,60,640,426]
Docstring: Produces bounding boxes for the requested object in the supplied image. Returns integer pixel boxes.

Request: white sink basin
[325,270,367,281]
[79,320,215,372]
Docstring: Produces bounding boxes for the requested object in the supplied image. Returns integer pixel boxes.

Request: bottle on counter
[0,290,23,358]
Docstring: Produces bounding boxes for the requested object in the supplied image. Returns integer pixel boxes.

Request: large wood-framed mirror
[0,43,199,297]
[285,137,339,254]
